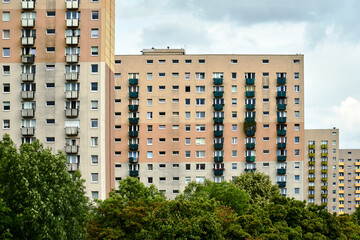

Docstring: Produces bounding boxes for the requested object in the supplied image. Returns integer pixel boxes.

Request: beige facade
[0,0,115,200]
[339,149,360,214]
[112,49,305,199]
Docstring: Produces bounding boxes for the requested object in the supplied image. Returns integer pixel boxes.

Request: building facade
[111,49,305,199]
[0,0,115,199]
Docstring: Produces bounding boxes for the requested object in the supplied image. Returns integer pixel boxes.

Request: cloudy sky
[115,0,360,148]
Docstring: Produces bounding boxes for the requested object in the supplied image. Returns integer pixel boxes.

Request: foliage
[0,134,90,239]
[244,120,257,132]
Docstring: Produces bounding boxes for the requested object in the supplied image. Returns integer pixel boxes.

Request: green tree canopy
[0,134,90,239]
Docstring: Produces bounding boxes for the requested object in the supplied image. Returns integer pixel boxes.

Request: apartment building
[111,49,305,199]
[0,0,115,200]
[304,129,339,213]
[339,149,360,214]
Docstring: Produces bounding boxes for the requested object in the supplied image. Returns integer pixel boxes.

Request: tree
[0,134,90,239]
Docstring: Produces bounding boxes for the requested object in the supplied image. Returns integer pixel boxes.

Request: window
[147,112,153,119]
[46,11,55,17]
[232,124,237,131]
[294,85,300,92]
[91,119,98,128]
[146,59,153,64]
[91,29,99,38]
[91,191,99,200]
[295,124,300,131]
[294,72,299,79]
[172,85,179,90]
[263,137,269,141]
[295,188,300,194]
[195,138,205,145]
[196,111,205,119]
[3,48,10,57]
[2,0,9,3]
[91,64,98,73]
[185,72,190,79]
[146,73,153,80]
[147,99,152,106]
[172,72,179,77]
[147,86,152,93]
[147,125,153,131]
[91,137,98,147]
[232,137,237,144]
[196,151,205,158]
[195,124,205,132]
[263,124,269,128]
[231,59,237,64]
[232,163,237,170]
[46,119,55,124]
[147,151,153,158]
[2,30,9,39]
[91,173,99,183]
[185,151,191,158]
[46,83,55,88]
[2,65,10,75]
[148,177,153,184]
[232,98,237,105]
[293,59,300,63]
[2,12,10,21]
[185,86,190,92]
[262,59,269,64]
[91,82,98,91]
[147,164,153,170]
[91,101,98,110]
[185,99,190,105]
[195,98,205,106]
[263,72,269,77]
[159,73,165,77]
[159,112,165,116]
[185,112,190,119]
[263,111,269,116]
[232,111,237,118]
[294,162,300,169]
[3,83,9,93]
[3,101,10,111]
[185,125,191,132]
[196,86,205,92]
[159,59,165,64]
[295,175,300,181]
[231,85,237,93]
[294,98,300,104]
[295,149,300,156]
[91,11,99,20]
[91,46,98,56]
[294,111,300,118]
[195,72,205,79]
[185,138,191,145]
[263,150,270,154]
[91,155,98,164]
[295,137,300,143]
[198,59,205,64]
[46,137,55,143]
[3,120,10,129]
[196,164,205,170]
[232,150,237,157]
[185,59,192,64]
[46,101,55,106]
[46,29,55,35]
[147,138,153,145]
[231,72,237,79]
[172,59,179,64]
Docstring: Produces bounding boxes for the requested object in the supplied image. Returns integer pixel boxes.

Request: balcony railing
[129,157,138,163]
[66,0,79,9]
[129,144,138,151]
[65,72,79,81]
[65,145,79,154]
[277,104,287,111]
[246,143,255,150]
[129,105,139,112]
[213,78,223,85]
[245,130,255,137]
[214,156,223,163]
[21,55,35,64]
[129,117,139,124]
[246,156,255,163]
[277,168,286,175]
[277,77,286,85]
[321,177,328,182]
[67,163,79,172]
[21,127,34,136]
[66,19,79,28]
[21,91,35,100]
[213,130,223,137]
[65,108,79,117]
[21,0,35,9]
[213,117,224,124]
[245,168,256,173]
[129,170,139,177]
[277,117,287,123]
[21,73,34,82]
[277,129,286,136]
[214,169,224,176]
[309,144,315,149]
[65,127,79,136]
[245,117,255,123]
[245,78,255,85]
[129,131,138,138]
[21,36,35,45]
[321,169,328,174]
[129,92,139,98]
[213,91,224,98]
[22,19,35,28]
[21,109,34,118]
[321,186,328,190]
[277,143,286,149]
[129,78,138,85]
[66,54,79,63]
[246,104,255,110]
[308,177,315,182]
[214,143,223,150]
[245,91,255,98]
[309,169,315,174]
[309,161,315,166]
[65,91,79,99]
[277,156,287,162]
[213,104,224,111]
[277,91,286,98]
[277,181,286,188]
[309,186,315,190]
[321,144,328,149]
[65,36,79,45]
[321,153,328,157]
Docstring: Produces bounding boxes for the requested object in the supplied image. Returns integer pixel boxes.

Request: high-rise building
[0,0,115,200]
[111,49,305,199]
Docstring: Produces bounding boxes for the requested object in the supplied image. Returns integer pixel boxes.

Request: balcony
[321,169,328,174]
[214,130,223,137]
[245,168,256,173]
[67,163,79,172]
[277,181,286,188]
[129,92,139,98]
[129,131,138,138]
[21,127,34,136]
[213,78,223,85]
[21,73,34,82]
[129,78,138,85]
[65,145,79,154]
[309,169,315,174]
[309,161,315,166]
[309,186,315,190]
[214,143,223,150]
[356,162,360,166]
[130,170,139,177]
[277,168,286,175]
[65,127,79,136]
[321,194,328,198]
[66,54,79,63]
[65,72,79,81]
[277,91,286,98]
[213,104,224,111]
[277,143,286,149]
[245,78,255,85]
[21,91,35,100]
[321,144,328,149]
[214,156,223,163]
[22,19,35,28]
[245,130,255,137]
[309,152,315,157]
[246,156,255,163]
[277,117,286,123]
[277,104,287,111]
[277,77,286,85]
[245,117,255,123]
[22,55,35,64]
[21,109,34,118]
[321,153,328,157]
[21,0,35,9]
[277,156,287,162]
[321,177,327,182]
[129,144,138,151]
[129,117,139,124]
[129,157,138,163]
[66,0,79,9]
[21,36,35,46]
[277,129,286,136]
[65,36,79,45]
[309,144,315,149]
[213,91,224,98]
[308,177,315,182]
[213,117,224,124]
[246,143,255,150]
[66,19,79,28]
[308,194,314,198]
[65,91,79,99]
[129,105,139,112]
[245,91,255,98]
[321,186,327,190]
[214,169,224,176]
[65,108,79,118]
[246,104,255,111]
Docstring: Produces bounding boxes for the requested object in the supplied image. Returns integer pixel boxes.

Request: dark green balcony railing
[245,168,256,173]
[246,156,255,163]
[246,104,255,110]
[245,130,255,137]
[277,129,286,136]
[129,144,138,150]
[245,91,255,98]
[245,117,255,123]
[214,143,223,150]
[129,105,139,111]
[213,91,224,98]
[129,78,138,85]
[129,170,139,177]
[245,78,255,85]
[129,92,139,98]
[277,143,286,149]
[277,168,286,175]
[129,117,139,124]
[214,169,224,176]
[277,77,286,85]
[213,104,224,111]
[129,131,138,137]
[129,157,137,163]
[213,78,223,85]
[277,91,286,98]
[277,181,286,188]
[213,117,224,124]
[277,117,287,123]
[214,130,223,137]
[277,104,287,111]
[277,156,287,162]
[214,156,223,163]
[246,143,255,150]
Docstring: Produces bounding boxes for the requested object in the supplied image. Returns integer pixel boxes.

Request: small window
[91,100,98,110]
[2,48,10,57]
[263,124,269,128]
[147,86,152,93]
[115,60,121,64]
[2,12,10,21]
[46,101,55,106]
[158,73,165,77]
[46,47,55,53]
[2,65,10,75]
[46,119,55,124]
[159,86,165,90]
[263,150,270,154]
[262,59,269,64]
[46,137,55,143]
[147,73,153,80]
[146,59,153,64]
[172,85,179,90]
[293,59,300,63]
[46,29,55,35]
[263,85,269,89]
[231,59,237,64]
[263,163,270,167]
[3,83,10,93]
[46,83,55,88]
[159,59,165,64]
[185,59,192,64]
[231,72,237,79]
[263,72,269,77]
[46,11,56,17]
[91,46,99,56]
[46,65,55,70]
[263,137,269,141]
[91,29,99,38]
[91,11,99,20]
[172,59,179,64]
[91,82,98,91]
[147,164,153,170]
[172,72,179,78]
[3,119,10,129]
[91,119,98,128]
[198,59,205,64]
[91,173,99,182]
[2,29,9,39]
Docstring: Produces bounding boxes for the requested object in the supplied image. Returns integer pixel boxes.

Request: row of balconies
[309,160,328,166]
[20,53,79,64]
[22,36,79,48]
[20,126,79,136]
[309,169,328,174]
[309,152,328,157]
[21,0,79,10]
[22,72,80,82]
[22,19,79,29]
[308,186,328,190]
[308,177,328,182]
[20,90,79,100]
[212,77,286,86]
[308,144,328,149]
